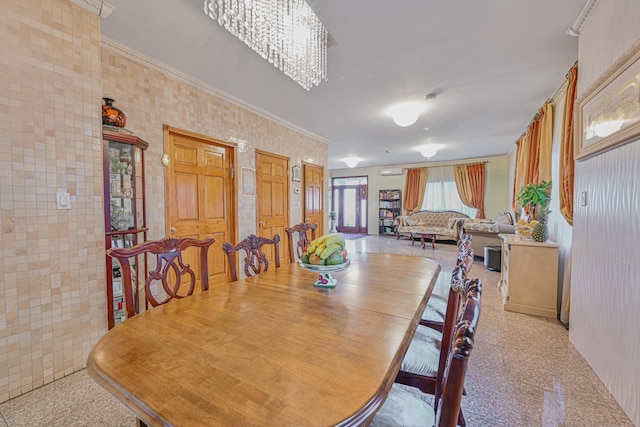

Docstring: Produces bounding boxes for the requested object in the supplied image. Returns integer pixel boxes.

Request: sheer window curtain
[420,166,477,217]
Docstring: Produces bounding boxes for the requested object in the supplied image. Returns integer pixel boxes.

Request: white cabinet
[498,234,559,318]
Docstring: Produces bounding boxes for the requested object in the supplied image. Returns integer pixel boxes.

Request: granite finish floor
[0,236,633,426]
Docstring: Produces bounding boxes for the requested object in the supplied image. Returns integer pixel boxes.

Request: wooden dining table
[87,252,440,426]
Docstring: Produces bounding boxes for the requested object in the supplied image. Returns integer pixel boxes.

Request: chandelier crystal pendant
[204,0,328,90]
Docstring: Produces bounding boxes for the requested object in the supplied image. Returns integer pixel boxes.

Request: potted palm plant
[517,180,552,242]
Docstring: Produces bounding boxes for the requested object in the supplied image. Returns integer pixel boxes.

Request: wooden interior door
[165,126,235,288]
[303,163,324,236]
[256,150,289,266]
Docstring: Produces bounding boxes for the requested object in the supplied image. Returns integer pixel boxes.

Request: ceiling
[100,0,585,170]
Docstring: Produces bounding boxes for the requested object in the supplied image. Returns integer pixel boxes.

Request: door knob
[170,227,177,234]
[259,221,265,226]
[305,217,310,222]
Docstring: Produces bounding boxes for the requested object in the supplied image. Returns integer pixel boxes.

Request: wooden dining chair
[373,277,482,427]
[396,277,481,427]
[284,222,318,263]
[106,237,215,319]
[222,234,281,282]
[421,242,474,331]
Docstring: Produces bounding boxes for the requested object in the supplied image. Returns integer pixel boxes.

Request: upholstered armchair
[462,212,515,257]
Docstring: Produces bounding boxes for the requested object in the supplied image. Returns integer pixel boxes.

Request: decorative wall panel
[571,138,640,425]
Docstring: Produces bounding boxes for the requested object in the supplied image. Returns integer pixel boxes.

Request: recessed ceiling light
[425,93,437,101]
[385,150,391,153]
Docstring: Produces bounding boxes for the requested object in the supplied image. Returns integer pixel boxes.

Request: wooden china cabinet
[103,128,148,329]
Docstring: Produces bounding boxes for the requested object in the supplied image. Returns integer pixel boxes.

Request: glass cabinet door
[109,141,137,232]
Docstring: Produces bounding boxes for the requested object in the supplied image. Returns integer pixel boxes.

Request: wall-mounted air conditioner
[379,167,403,176]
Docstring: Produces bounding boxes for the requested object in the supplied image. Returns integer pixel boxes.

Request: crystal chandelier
[204,0,328,90]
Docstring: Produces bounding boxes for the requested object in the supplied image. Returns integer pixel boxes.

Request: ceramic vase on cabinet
[102,97,127,128]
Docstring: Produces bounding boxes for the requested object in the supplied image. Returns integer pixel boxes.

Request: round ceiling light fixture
[418,144,441,159]
[388,101,425,127]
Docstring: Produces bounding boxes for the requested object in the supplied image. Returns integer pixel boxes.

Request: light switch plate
[580,191,587,206]
[56,192,71,210]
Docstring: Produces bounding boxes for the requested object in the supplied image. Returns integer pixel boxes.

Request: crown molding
[68,0,115,18]
[566,0,600,36]
[100,36,330,145]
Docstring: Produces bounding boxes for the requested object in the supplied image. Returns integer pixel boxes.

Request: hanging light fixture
[204,0,328,90]
[343,157,362,168]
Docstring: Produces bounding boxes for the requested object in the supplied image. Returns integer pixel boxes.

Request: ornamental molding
[100,36,330,145]
[566,0,600,36]
[68,0,115,18]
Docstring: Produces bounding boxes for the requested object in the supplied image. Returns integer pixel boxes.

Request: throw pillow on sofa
[447,217,467,229]
[493,212,514,225]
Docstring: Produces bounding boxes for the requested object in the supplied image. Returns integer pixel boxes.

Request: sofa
[393,210,470,243]
[462,212,516,257]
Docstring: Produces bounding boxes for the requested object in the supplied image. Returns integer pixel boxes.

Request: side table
[410,229,437,249]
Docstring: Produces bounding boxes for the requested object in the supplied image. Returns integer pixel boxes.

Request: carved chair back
[284,223,318,263]
[435,277,481,412]
[457,234,473,261]
[106,237,215,319]
[435,277,482,427]
[222,234,281,282]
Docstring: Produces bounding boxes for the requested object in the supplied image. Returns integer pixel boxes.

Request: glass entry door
[332,177,368,234]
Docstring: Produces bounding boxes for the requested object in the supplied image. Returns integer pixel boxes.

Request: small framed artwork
[292,165,301,182]
[112,279,123,296]
[576,40,640,160]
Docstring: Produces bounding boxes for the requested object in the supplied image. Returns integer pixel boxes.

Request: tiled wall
[0,0,328,403]
[100,38,329,243]
[0,0,106,402]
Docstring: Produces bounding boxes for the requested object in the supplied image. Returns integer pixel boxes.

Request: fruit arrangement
[515,218,538,239]
[299,234,348,266]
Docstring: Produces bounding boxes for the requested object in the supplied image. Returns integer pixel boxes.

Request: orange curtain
[525,115,541,186]
[454,163,486,219]
[403,168,428,213]
[513,105,552,217]
[512,137,524,212]
[560,63,578,226]
[538,103,554,183]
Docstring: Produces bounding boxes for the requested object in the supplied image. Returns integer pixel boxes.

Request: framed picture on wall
[292,165,302,182]
[576,40,640,160]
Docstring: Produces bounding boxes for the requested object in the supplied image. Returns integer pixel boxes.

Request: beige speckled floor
[0,236,632,426]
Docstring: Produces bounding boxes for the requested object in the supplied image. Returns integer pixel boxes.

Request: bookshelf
[379,189,401,235]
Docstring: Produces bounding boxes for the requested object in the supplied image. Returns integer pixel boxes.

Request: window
[420,166,477,217]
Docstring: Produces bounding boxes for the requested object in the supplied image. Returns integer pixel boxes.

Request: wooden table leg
[430,234,436,250]
[420,234,426,249]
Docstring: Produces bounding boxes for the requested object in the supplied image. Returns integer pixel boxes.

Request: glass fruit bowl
[298,259,351,288]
